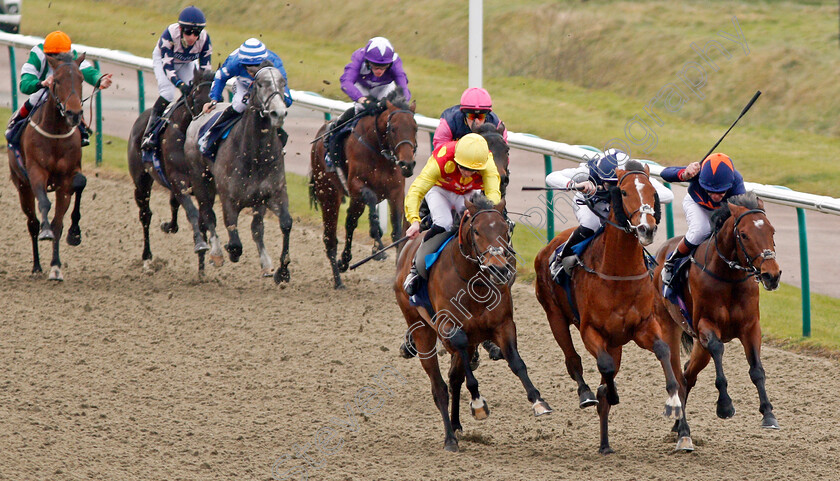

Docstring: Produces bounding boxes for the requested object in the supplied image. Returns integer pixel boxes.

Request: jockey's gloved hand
[362,98,378,113]
[176,80,191,97]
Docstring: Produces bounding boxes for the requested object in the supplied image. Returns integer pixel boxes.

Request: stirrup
[661,262,677,287]
[404,266,420,296]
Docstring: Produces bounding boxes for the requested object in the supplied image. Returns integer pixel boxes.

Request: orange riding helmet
[43,31,72,54]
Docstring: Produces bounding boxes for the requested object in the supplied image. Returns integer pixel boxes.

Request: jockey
[5,31,113,147]
[402,133,502,295]
[433,87,508,149]
[325,37,410,165]
[141,5,212,150]
[659,152,747,287]
[545,149,674,281]
[199,38,293,152]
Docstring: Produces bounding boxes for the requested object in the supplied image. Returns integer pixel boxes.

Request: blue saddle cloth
[141,148,172,189]
[408,234,457,311]
[5,103,42,147]
[198,111,240,161]
[662,253,694,329]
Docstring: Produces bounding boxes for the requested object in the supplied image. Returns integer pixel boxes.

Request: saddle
[141,99,190,189]
[197,111,242,161]
[6,103,42,147]
[408,232,458,311]
[324,117,359,173]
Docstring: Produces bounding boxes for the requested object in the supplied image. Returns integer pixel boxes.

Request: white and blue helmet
[587,148,629,184]
[239,38,268,65]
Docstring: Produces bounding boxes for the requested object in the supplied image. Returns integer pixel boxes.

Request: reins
[354,107,416,165]
[690,208,775,283]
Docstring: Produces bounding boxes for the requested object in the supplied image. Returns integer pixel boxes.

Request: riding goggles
[181,26,203,36]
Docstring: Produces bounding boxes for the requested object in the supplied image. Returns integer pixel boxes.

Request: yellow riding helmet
[454,133,490,170]
[44,31,72,54]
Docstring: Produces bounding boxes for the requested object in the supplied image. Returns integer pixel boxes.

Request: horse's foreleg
[741,327,778,429]
[447,352,466,435]
[66,173,85,246]
[161,191,180,233]
[14,177,42,273]
[250,206,273,277]
[270,192,293,284]
[361,187,386,259]
[175,191,210,256]
[414,322,458,452]
[32,180,54,241]
[447,328,489,422]
[196,181,222,268]
[494,322,553,417]
[387,192,403,246]
[221,198,243,263]
[633,322,683,421]
[581,325,620,454]
[47,187,73,281]
[700,327,734,420]
[337,196,365,272]
[134,172,154,269]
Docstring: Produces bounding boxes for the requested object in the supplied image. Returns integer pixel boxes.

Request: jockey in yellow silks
[402,133,501,295]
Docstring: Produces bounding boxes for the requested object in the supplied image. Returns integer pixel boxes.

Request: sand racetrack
[1,170,838,481]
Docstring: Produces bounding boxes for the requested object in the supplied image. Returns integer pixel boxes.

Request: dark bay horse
[534,161,681,454]
[310,91,417,289]
[653,192,781,452]
[8,53,87,281]
[395,195,552,452]
[127,67,214,272]
[184,65,292,283]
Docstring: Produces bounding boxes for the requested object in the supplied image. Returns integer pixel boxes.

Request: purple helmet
[364,37,396,65]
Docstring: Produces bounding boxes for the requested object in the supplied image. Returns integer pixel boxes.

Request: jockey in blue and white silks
[198,38,292,152]
[659,152,747,287]
[141,6,212,150]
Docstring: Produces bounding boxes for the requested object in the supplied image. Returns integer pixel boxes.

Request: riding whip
[700,90,761,162]
[349,235,410,270]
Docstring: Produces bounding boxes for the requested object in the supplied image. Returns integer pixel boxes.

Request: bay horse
[127,67,214,272]
[184,64,293,283]
[395,194,552,452]
[310,90,417,289]
[653,192,781,452]
[7,53,87,281]
[534,161,682,454]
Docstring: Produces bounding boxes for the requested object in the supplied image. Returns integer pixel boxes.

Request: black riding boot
[550,225,595,282]
[325,107,356,167]
[403,225,448,296]
[661,247,689,288]
[198,105,239,153]
[6,99,33,142]
[141,97,170,151]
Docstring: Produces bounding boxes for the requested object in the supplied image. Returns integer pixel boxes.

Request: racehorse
[310,90,417,289]
[653,192,781,452]
[7,53,88,281]
[394,194,552,452]
[534,161,682,454]
[184,64,293,283]
[127,67,214,272]
[475,122,510,196]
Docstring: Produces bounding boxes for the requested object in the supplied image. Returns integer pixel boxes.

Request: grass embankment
[10,2,840,354]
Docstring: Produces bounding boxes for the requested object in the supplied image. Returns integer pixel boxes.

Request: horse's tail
[680,331,694,355]
[308,174,319,211]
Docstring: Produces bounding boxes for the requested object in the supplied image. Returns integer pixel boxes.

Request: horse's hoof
[444,439,459,453]
[579,391,598,409]
[469,350,480,371]
[337,259,349,273]
[598,445,615,455]
[334,281,346,290]
[663,393,683,419]
[372,249,387,261]
[762,413,780,429]
[194,241,210,253]
[48,265,63,282]
[38,229,55,241]
[160,221,178,234]
[533,400,553,417]
[66,228,81,246]
[209,254,224,267]
[143,259,154,275]
[675,436,695,452]
[607,392,620,406]
[399,341,416,359]
[274,268,290,284]
[225,244,242,263]
[484,341,504,361]
[470,396,490,421]
[716,403,735,420]
[262,268,274,278]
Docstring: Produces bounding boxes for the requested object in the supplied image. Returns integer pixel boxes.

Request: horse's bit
[458,209,516,276]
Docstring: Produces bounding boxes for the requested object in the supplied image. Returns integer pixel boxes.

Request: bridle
[184,78,214,120]
[357,107,417,165]
[249,67,286,118]
[457,209,516,277]
[605,170,658,237]
[48,62,82,121]
[693,208,776,282]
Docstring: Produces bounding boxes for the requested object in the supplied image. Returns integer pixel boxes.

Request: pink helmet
[459,87,493,112]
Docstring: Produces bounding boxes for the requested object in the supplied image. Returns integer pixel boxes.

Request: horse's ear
[465,195,477,213]
[614,168,627,180]
[409,100,416,113]
[495,198,506,213]
[644,163,651,176]
[756,196,765,210]
[75,52,86,66]
[46,55,60,70]
[728,200,746,217]
[496,121,505,134]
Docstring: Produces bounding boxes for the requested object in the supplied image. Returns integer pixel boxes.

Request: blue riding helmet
[587,148,627,184]
[698,153,736,193]
[238,38,268,65]
[178,6,206,27]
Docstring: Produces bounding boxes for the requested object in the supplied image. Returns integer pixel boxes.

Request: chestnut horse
[395,195,552,452]
[534,161,681,454]
[127,68,214,272]
[653,192,781,452]
[310,90,417,289]
[7,53,88,281]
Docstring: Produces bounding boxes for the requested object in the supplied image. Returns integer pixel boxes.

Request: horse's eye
[621,190,627,197]
[741,232,749,241]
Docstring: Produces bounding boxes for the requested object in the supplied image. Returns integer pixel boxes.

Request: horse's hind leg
[337,195,366,272]
[494,322,553,416]
[133,172,155,270]
[741,327,778,428]
[172,186,209,258]
[361,187,386,260]
[161,191,180,233]
[250,206,273,277]
[66,173,85,246]
[269,190,293,284]
[13,177,42,274]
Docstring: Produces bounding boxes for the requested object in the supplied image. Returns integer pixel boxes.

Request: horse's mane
[50,52,74,64]
[382,88,410,110]
[475,122,500,135]
[711,192,761,233]
[623,159,645,173]
[469,192,495,211]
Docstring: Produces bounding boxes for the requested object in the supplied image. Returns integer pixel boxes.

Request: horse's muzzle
[635,224,657,246]
[268,110,285,129]
[759,270,781,291]
[398,160,415,178]
[483,264,513,285]
[65,110,83,127]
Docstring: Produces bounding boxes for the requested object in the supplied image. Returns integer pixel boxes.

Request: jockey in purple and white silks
[198,38,292,152]
[659,152,746,287]
[141,6,212,150]
[545,149,674,282]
